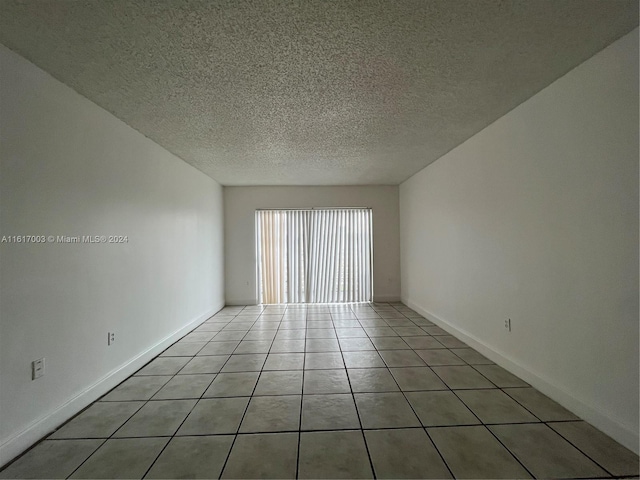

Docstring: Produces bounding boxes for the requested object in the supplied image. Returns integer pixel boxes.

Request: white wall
[0,45,225,465]
[400,29,639,452]
[224,186,400,304]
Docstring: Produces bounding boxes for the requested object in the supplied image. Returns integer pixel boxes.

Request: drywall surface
[400,29,639,452]
[0,45,224,465]
[224,186,400,304]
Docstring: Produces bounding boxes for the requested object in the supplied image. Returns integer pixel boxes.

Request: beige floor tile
[405,391,480,427]
[428,426,531,479]
[222,433,298,479]
[490,423,608,478]
[0,440,104,479]
[146,435,233,479]
[239,395,301,433]
[302,394,360,430]
[299,430,373,479]
[69,438,168,479]
[548,421,639,476]
[177,397,248,435]
[354,392,420,428]
[365,428,452,479]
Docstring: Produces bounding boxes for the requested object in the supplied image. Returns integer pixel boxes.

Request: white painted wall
[400,29,639,452]
[224,186,400,304]
[0,45,225,465]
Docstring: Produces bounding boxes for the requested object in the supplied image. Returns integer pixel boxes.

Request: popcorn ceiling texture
[0,0,637,185]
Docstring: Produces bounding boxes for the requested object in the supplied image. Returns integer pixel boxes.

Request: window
[256,208,373,304]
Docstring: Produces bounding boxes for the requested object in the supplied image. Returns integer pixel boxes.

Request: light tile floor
[2,303,638,479]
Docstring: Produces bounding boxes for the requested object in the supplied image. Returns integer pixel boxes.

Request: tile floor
[2,303,638,479]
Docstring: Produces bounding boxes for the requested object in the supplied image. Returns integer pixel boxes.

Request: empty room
[0,1,638,479]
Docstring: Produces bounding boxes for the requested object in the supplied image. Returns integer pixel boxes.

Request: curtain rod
[256,207,372,211]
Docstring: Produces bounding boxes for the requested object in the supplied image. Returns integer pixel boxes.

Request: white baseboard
[0,302,224,468]
[403,297,640,455]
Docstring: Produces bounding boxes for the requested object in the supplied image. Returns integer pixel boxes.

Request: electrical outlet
[504,319,511,332]
[108,332,115,345]
[32,358,45,380]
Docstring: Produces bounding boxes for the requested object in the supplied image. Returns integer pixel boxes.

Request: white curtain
[257,208,372,304]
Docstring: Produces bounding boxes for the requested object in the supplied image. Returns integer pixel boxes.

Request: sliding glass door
[256,208,373,304]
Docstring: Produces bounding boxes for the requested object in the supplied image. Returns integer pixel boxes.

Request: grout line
[49,420,622,439]
[540,422,617,478]
[217,308,266,479]
[334,305,378,479]
[460,363,620,476]
[61,438,108,479]
[294,306,307,479]
[139,312,239,480]
[380,306,457,480]
[447,387,536,478]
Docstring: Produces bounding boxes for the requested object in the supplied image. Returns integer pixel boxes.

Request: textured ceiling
[0,1,637,185]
